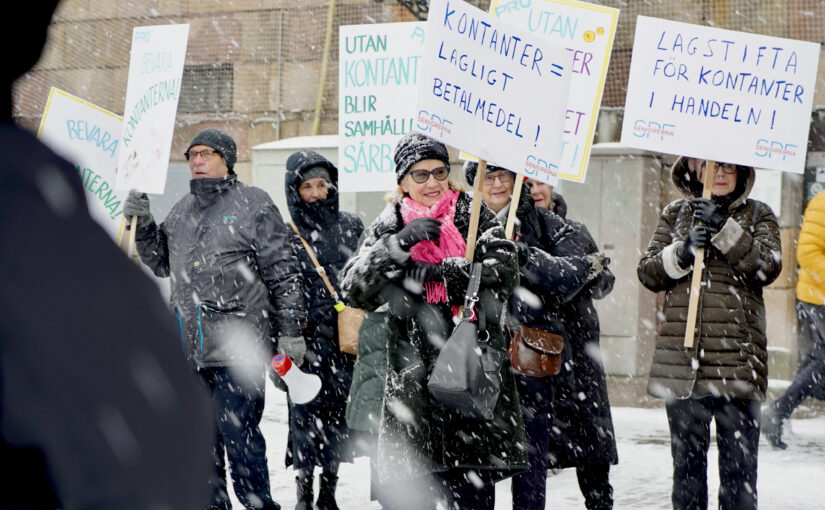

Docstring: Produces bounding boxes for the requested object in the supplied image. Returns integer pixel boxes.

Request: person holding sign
[637,157,782,510]
[340,133,526,510]
[465,162,605,510]
[527,179,619,510]
[124,128,306,510]
[282,150,364,510]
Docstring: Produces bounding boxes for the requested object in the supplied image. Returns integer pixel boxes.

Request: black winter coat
[0,124,214,509]
[135,175,306,368]
[341,191,528,485]
[548,192,618,468]
[283,150,364,468]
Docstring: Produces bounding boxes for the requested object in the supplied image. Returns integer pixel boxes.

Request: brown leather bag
[508,326,564,377]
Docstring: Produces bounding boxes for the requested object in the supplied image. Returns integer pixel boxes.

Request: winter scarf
[400,189,466,305]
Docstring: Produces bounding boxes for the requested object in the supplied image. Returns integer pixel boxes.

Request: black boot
[295,468,314,510]
[761,406,788,449]
[316,471,340,510]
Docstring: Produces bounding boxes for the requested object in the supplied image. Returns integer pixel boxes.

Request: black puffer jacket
[341,191,528,485]
[548,191,618,468]
[638,158,782,400]
[283,150,364,468]
[135,174,306,368]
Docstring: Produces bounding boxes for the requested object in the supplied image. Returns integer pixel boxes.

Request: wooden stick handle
[127,215,138,260]
[504,176,524,240]
[683,160,715,348]
[464,159,487,262]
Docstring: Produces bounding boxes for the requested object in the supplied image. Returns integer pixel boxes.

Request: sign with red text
[416,0,572,185]
[489,0,618,183]
[338,22,426,192]
[621,16,819,173]
[116,24,189,193]
[38,87,125,241]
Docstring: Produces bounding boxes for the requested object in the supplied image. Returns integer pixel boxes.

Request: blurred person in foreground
[0,2,214,509]
[528,179,618,509]
[637,157,781,510]
[282,150,364,510]
[124,128,307,510]
[465,164,604,510]
[762,187,825,449]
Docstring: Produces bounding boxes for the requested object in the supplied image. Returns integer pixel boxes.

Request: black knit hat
[187,128,237,172]
[394,133,450,183]
[462,160,509,186]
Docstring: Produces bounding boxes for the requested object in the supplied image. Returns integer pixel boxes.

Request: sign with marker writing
[489,0,618,183]
[621,16,819,174]
[338,22,426,192]
[38,87,125,241]
[116,23,189,193]
[416,0,572,185]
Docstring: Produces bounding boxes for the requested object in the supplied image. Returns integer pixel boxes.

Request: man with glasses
[124,128,307,510]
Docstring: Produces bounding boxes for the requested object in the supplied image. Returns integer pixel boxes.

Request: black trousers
[576,463,613,510]
[511,375,553,510]
[770,301,825,420]
[665,397,759,510]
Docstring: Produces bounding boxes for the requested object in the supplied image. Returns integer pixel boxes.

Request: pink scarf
[400,189,466,305]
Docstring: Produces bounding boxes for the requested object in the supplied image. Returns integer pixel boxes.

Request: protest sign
[338,22,426,192]
[621,16,819,174]
[116,24,189,193]
[416,0,572,185]
[38,87,125,241]
[488,0,618,183]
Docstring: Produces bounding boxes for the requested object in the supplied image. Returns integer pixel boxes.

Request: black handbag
[427,263,504,421]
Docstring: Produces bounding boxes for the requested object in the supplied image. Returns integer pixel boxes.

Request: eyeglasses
[185,149,219,161]
[699,161,737,175]
[408,166,450,184]
[484,171,515,184]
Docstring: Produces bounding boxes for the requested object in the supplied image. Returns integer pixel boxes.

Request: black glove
[407,261,442,283]
[394,218,441,251]
[513,241,530,266]
[123,189,154,229]
[691,198,726,230]
[675,225,716,269]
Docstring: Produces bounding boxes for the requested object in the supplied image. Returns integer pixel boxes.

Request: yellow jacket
[797,189,825,304]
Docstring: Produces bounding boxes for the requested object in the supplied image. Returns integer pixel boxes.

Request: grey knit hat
[187,128,237,172]
[393,132,450,183]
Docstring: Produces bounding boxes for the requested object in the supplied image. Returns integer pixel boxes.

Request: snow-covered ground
[236,381,825,509]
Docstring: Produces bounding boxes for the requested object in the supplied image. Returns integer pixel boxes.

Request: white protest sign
[621,16,819,174]
[489,0,618,183]
[116,24,189,193]
[38,87,125,241]
[416,0,572,185]
[338,22,426,192]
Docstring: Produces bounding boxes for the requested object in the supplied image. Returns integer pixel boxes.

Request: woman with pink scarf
[340,133,527,510]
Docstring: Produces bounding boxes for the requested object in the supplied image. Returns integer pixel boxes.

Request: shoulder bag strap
[290,221,342,305]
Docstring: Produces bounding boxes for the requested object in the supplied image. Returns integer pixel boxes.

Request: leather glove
[278,335,307,367]
[123,190,154,229]
[691,198,726,230]
[675,225,716,269]
[407,261,442,283]
[394,218,441,251]
[513,241,530,267]
[584,251,609,282]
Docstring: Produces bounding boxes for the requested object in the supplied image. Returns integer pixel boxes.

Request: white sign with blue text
[116,23,189,193]
[38,87,125,241]
[416,0,572,185]
[338,22,426,192]
[621,16,819,174]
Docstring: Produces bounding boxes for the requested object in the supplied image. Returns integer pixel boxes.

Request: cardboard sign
[38,87,125,241]
[489,0,618,183]
[116,24,189,193]
[415,0,572,185]
[621,16,819,174]
[338,22,426,192]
